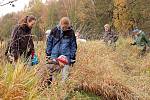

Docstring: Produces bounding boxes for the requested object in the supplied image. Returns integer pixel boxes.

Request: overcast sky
[0,0,47,17]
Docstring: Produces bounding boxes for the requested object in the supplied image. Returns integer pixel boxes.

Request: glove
[8,55,14,63]
[71,59,76,64]
[130,42,136,46]
[71,55,76,64]
[31,50,35,59]
[46,58,58,64]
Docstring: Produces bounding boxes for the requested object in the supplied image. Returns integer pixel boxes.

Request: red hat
[56,55,68,65]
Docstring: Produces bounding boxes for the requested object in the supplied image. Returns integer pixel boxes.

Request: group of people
[4,15,150,86]
[102,24,150,56]
[5,15,77,85]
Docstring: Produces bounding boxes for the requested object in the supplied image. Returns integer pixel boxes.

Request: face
[104,27,110,32]
[27,20,36,29]
[133,32,139,36]
[60,23,70,31]
[76,32,80,36]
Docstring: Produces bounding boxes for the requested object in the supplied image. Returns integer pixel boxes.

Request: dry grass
[70,38,150,100]
[0,38,150,100]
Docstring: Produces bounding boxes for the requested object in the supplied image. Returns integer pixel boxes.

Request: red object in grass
[31,50,35,59]
[56,55,68,65]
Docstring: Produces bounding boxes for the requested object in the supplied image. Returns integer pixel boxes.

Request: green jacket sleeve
[142,32,150,47]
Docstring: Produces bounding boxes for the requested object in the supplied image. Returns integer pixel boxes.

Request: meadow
[0,38,150,100]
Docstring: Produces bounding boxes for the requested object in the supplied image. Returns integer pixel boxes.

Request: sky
[0,0,47,17]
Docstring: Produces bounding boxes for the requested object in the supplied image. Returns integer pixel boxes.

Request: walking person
[46,17,77,83]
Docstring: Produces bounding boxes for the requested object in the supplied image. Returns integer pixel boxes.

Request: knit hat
[56,55,69,65]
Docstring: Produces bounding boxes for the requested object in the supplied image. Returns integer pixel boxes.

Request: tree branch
[0,0,17,6]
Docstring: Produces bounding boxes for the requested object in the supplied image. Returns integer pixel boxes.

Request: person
[39,55,69,87]
[45,29,51,39]
[75,31,86,43]
[130,28,150,56]
[75,31,80,39]
[103,24,118,49]
[46,17,77,82]
[5,15,36,63]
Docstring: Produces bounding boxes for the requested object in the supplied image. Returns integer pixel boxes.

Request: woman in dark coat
[6,15,36,62]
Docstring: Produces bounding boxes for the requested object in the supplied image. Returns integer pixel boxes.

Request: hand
[130,43,133,45]
[130,43,136,46]
[8,55,14,63]
[46,56,51,61]
[47,59,53,64]
[71,59,76,64]
[47,58,58,64]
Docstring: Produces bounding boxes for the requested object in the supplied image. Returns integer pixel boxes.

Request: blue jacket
[46,25,77,64]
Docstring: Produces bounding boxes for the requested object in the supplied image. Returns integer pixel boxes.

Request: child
[40,55,69,87]
[46,17,77,82]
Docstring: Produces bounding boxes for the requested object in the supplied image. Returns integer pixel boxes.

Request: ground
[0,38,150,100]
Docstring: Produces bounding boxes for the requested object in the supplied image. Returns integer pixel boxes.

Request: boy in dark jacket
[46,17,77,82]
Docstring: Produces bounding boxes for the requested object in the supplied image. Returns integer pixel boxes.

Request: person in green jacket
[131,29,150,56]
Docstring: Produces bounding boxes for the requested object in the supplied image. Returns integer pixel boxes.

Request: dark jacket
[103,30,118,43]
[9,24,34,59]
[46,25,77,64]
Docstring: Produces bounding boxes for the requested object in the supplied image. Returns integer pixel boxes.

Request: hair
[104,24,110,29]
[19,15,36,27]
[59,17,71,26]
[104,24,112,31]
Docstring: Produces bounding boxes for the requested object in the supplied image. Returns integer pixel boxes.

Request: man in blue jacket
[46,17,77,82]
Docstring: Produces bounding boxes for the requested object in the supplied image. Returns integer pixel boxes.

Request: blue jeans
[62,65,70,82]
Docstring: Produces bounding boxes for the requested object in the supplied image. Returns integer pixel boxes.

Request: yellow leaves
[113,0,133,34]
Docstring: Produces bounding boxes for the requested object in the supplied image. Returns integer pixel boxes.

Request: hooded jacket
[9,24,34,59]
[46,25,77,64]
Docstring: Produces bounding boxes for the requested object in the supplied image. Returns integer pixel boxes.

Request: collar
[57,25,62,30]
[21,24,31,32]
[57,25,63,35]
